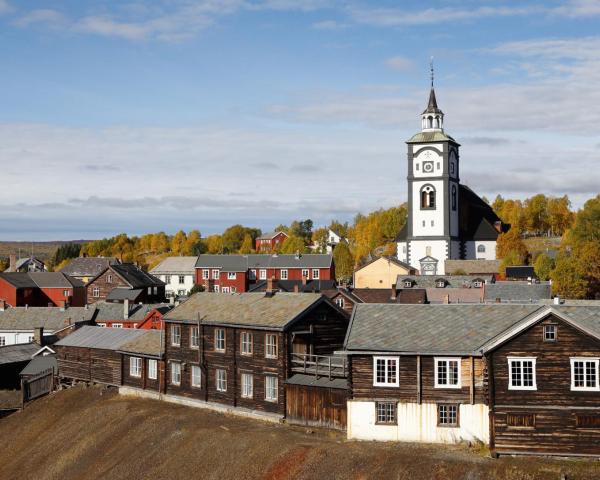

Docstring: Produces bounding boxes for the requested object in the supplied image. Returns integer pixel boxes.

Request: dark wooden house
[86,264,165,305]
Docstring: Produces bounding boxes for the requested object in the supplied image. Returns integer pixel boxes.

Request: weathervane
[430,56,434,88]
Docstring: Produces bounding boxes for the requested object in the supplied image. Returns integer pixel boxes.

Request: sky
[0,0,599,240]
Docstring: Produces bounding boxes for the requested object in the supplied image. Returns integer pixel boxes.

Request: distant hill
[0,240,91,263]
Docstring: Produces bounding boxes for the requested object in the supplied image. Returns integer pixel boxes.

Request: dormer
[402,279,414,288]
[472,278,484,288]
[435,278,447,288]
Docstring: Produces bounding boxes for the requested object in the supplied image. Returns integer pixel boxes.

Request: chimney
[302,274,307,286]
[266,276,278,293]
[34,327,44,346]
[494,221,502,233]
[124,298,130,320]
[8,254,16,272]
[390,283,397,301]
[443,294,450,304]
[295,250,301,260]
[60,300,66,311]
[293,284,299,293]
[0,300,5,311]
[553,296,561,305]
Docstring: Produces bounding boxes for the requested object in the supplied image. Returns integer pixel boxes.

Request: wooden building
[93,301,173,329]
[255,231,288,253]
[353,257,416,289]
[0,272,86,307]
[59,256,120,284]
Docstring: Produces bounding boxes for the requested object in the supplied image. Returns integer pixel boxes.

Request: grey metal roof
[60,257,119,277]
[55,325,147,350]
[164,292,326,330]
[93,301,172,322]
[150,257,197,275]
[20,355,58,376]
[0,306,96,332]
[0,343,39,365]
[194,254,332,272]
[484,282,552,302]
[396,274,493,289]
[285,373,348,390]
[105,288,143,302]
[344,304,543,355]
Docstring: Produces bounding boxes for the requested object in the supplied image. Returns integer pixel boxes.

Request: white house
[150,256,197,298]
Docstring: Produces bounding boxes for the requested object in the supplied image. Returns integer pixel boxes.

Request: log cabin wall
[55,345,92,382]
[121,354,161,392]
[55,345,122,385]
[490,314,600,456]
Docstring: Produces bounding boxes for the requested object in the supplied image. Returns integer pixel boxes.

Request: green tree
[289,219,313,245]
[547,196,574,236]
[279,235,309,254]
[524,194,549,236]
[188,284,205,295]
[311,227,329,253]
[533,253,554,281]
[570,194,600,244]
[333,242,353,282]
[222,225,260,253]
[328,220,349,239]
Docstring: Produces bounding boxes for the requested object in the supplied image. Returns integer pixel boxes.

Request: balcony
[290,353,347,379]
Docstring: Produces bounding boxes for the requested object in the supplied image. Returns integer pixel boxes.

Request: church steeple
[421,59,444,132]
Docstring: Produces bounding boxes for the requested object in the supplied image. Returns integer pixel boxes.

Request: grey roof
[0,272,37,288]
[445,259,501,275]
[59,257,119,277]
[28,272,84,288]
[55,325,147,350]
[248,279,336,293]
[164,292,327,330]
[150,257,197,275]
[422,87,442,114]
[105,288,144,302]
[406,131,457,144]
[397,274,493,289]
[344,304,543,355]
[15,257,45,270]
[285,373,348,390]
[93,301,173,322]
[485,281,552,302]
[257,231,287,240]
[0,306,96,332]
[110,264,165,288]
[195,254,332,272]
[0,343,40,365]
[505,266,535,279]
[118,330,163,357]
[20,355,57,376]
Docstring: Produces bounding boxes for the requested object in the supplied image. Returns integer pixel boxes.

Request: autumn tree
[524,194,549,236]
[311,227,329,253]
[279,235,309,254]
[184,230,202,255]
[569,194,600,244]
[496,229,528,263]
[533,253,554,281]
[238,234,254,254]
[205,235,224,254]
[222,225,260,253]
[551,254,588,299]
[332,241,353,283]
[289,219,313,245]
[151,232,170,254]
[547,196,574,236]
[171,230,188,255]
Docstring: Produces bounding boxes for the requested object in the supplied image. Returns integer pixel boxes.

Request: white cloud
[13,9,67,27]
[312,19,347,30]
[385,56,413,71]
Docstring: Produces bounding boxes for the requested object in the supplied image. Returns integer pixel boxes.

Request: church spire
[421,58,444,131]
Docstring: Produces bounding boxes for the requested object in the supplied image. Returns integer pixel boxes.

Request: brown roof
[352,288,427,304]
[445,259,501,275]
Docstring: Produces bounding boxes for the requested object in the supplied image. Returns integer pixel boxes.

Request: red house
[93,301,174,329]
[255,231,288,252]
[0,272,86,307]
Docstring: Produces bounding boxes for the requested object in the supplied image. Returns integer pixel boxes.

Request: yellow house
[354,256,417,289]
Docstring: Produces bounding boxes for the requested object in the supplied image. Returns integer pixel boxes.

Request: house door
[292,337,310,355]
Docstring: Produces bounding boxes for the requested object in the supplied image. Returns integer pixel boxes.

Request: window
[216,369,227,392]
[0,337,5,346]
[202,269,209,280]
[213,285,220,293]
[422,220,426,227]
[190,326,199,348]
[477,244,486,253]
[107,274,113,283]
[265,375,278,402]
[543,324,557,342]
[63,289,69,297]
[249,269,256,280]
[129,357,142,377]
[507,413,535,428]
[112,323,123,329]
[301,269,309,279]
[373,357,399,387]
[473,280,483,288]
[570,358,599,391]
[436,280,445,288]
[191,365,201,388]
[335,297,345,309]
[215,328,226,352]
[165,275,171,284]
[241,373,253,398]
[312,269,320,280]
[281,269,288,280]
[375,402,397,425]
[170,362,181,385]
[92,286,100,297]
[241,331,253,355]
[227,272,236,280]
[404,280,412,288]
[148,287,152,295]
[222,287,230,293]
[259,269,267,280]
[508,357,537,390]
[178,289,186,296]
[415,163,419,171]
[420,184,436,209]
[148,359,157,380]
[171,324,181,346]
[575,415,600,428]
[212,269,219,280]
[28,336,34,342]
[451,185,457,211]
[437,404,459,427]
[435,358,461,388]
[231,287,236,293]
[179,275,185,284]
[265,334,278,358]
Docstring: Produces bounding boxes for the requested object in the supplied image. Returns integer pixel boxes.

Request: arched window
[477,244,486,253]
[435,116,440,128]
[420,185,436,209]
[451,185,457,211]
[427,116,433,128]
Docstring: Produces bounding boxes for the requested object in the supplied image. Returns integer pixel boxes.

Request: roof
[0,306,96,332]
[55,325,147,350]
[117,330,163,357]
[406,131,457,144]
[484,281,552,302]
[395,224,407,242]
[355,256,414,273]
[424,288,484,304]
[344,304,543,355]
[396,274,493,289]
[194,254,333,272]
[422,87,442,114]
[0,343,39,365]
[109,264,164,288]
[105,288,144,302]
[150,256,198,275]
[0,272,84,289]
[505,266,536,279]
[257,231,287,240]
[445,259,501,275]
[285,373,348,390]
[458,185,503,241]
[0,272,37,288]
[247,279,336,293]
[164,292,328,330]
[351,288,427,304]
[15,257,44,270]
[59,257,119,277]
[93,301,173,322]
[20,355,58,376]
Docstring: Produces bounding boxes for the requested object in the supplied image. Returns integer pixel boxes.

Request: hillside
[0,386,598,480]
[0,240,89,263]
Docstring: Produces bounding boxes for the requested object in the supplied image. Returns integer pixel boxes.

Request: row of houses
[52,292,600,457]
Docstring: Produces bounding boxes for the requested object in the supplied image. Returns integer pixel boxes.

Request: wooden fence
[21,368,54,405]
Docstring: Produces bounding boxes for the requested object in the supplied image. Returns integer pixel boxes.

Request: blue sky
[0,0,599,239]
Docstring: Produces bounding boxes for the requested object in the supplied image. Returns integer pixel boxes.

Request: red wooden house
[255,231,288,252]
[0,272,86,307]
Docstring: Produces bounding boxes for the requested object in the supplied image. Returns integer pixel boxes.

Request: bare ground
[0,386,598,480]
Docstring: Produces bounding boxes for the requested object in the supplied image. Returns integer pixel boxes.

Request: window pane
[449,361,459,385]
[438,361,447,385]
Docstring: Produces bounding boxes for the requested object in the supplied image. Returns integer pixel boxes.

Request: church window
[422,221,425,227]
[415,163,419,171]
[420,185,436,209]
[435,116,440,128]
[427,116,433,128]
[437,162,440,170]
[431,221,434,227]
[451,185,457,211]
[477,244,486,253]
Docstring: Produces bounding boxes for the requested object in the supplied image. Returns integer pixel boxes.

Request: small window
[227,272,236,280]
[415,163,419,171]
[63,289,69,297]
[213,285,220,293]
[508,357,537,390]
[473,280,483,288]
[543,324,557,342]
[92,286,100,297]
[436,280,445,288]
[375,402,397,425]
[312,269,320,280]
[191,365,201,388]
[241,373,253,398]
[216,369,227,392]
[0,337,5,346]
[265,334,278,358]
[148,287,152,295]
[265,375,278,402]
[212,269,219,280]
[477,244,486,253]
[435,358,461,389]
[202,269,209,280]
[222,287,230,293]
[451,184,457,211]
[179,275,185,284]
[259,269,267,280]
[507,413,535,428]
[130,357,142,377]
[301,269,309,279]
[107,274,113,283]
[335,297,345,308]
[281,269,288,280]
[148,359,157,380]
[112,323,123,329]
[373,357,399,387]
[249,269,256,280]
[241,331,253,355]
[165,275,171,284]
[575,415,600,428]
[431,220,434,227]
[170,325,181,346]
[571,358,599,391]
[420,185,436,209]
[190,326,199,348]
[215,328,226,352]
[170,362,181,385]
[422,220,426,227]
[404,280,412,288]
[438,404,459,427]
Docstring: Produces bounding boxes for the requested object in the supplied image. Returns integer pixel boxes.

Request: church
[396,71,505,275]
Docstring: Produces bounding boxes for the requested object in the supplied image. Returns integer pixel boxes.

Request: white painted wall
[408,240,447,274]
[157,274,195,297]
[397,242,408,263]
[347,401,489,444]
[464,241,497,260]
[0,331,54,346]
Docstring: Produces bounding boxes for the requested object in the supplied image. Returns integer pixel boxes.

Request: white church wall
[408,240,447,274]
[464,241,496,260]
[411,180,445,237]
[397,241,408,263]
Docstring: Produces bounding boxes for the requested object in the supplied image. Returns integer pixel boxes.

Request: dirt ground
[0,386,598,480]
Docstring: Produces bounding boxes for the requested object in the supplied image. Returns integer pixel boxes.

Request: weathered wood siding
[121,355,161,392]
[288,302,349,356]
[56,345,121,385]
[286,384,348,429]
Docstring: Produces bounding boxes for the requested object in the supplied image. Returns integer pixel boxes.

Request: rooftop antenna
[430,56,434,88]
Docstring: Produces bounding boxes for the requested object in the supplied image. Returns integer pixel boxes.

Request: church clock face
[423,161,434,173]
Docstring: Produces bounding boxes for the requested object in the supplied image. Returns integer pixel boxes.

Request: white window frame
[212,269,219,280]
[191,365,201,388]
[92,286,100,297]
[129,357,142,378]
[373,356,400,387]
[570,357,600,391]
[178,275,185,284]
[259,269,267,280]
[335,297,344,309]
[0,336,5,346]
[112,323,123,329]
[170,362,181,385]
[434,357,462,389]
[241,373,253,398]
[281,269,288,280]
[216,369,227,392]
[190,326,199,348]
[202,269,209,280]
[213,285,220,293]
[265,334,278,359]
[107,274,113,283]
[227,272,236,280]
[63,289,70,297]
[164,274,171,284]
[171,324,181,346]
[508,357,537,391]
[241,331,253,356]
[148,359,157,380]
[312,269,320,279]
[543,324,557,342]
[222,286,230,293]
[301,269,309,279]
[215,328,226,352]
[265,375,278,402]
